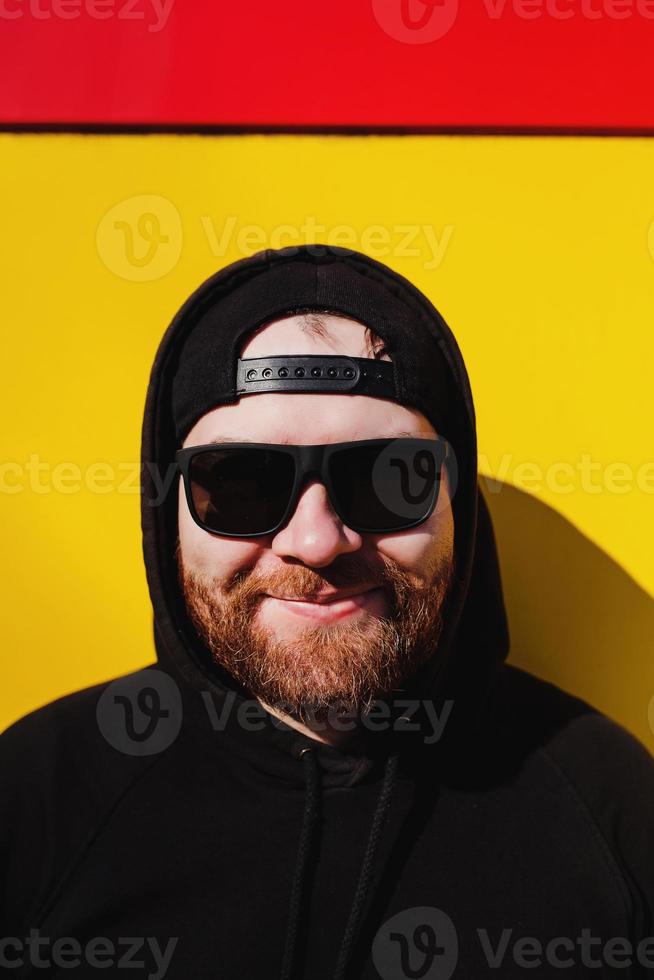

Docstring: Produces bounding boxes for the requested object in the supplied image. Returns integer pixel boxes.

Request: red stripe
[1,0,653,128]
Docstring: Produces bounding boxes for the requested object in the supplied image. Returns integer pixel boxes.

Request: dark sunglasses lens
[329,440,442,531]
[187,448,295,535]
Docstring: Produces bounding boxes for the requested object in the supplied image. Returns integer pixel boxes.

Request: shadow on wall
[481,479,654,754]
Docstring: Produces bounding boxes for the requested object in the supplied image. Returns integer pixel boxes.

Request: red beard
[176,543,453,724]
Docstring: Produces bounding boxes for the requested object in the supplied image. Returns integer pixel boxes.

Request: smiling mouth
[262,586,385,622]
[264,586,378,605]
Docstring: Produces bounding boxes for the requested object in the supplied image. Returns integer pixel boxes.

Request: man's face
[176,314,455,723]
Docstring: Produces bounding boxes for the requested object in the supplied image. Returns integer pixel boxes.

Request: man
[1,244,653,979]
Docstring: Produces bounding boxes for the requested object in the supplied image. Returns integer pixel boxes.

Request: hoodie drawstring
[280,747,321,980]
[332,750,399,980]
[280,747,400,980]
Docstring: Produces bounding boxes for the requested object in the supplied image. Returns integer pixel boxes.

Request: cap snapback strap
[236,355,397,398]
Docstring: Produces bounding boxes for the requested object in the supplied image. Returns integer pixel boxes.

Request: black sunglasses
[176,437,449,538]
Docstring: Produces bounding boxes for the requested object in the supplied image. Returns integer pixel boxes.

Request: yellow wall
[1,134,653,747]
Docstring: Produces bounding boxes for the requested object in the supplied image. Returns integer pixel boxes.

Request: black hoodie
[2,246,654,980]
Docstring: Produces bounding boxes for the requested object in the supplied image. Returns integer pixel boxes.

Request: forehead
[183,313,436,447]
[241,312,373,357]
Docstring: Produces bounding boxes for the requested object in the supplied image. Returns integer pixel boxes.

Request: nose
[270,478,363,567]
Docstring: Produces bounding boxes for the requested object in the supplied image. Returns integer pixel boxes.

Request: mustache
[225,553,404,603]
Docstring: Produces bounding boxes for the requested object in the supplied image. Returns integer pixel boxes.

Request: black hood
[139,245,510,755]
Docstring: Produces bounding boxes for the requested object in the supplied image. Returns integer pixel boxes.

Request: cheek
[177,482,260,578]
[376,522,449,576]
[374,486,454,577]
